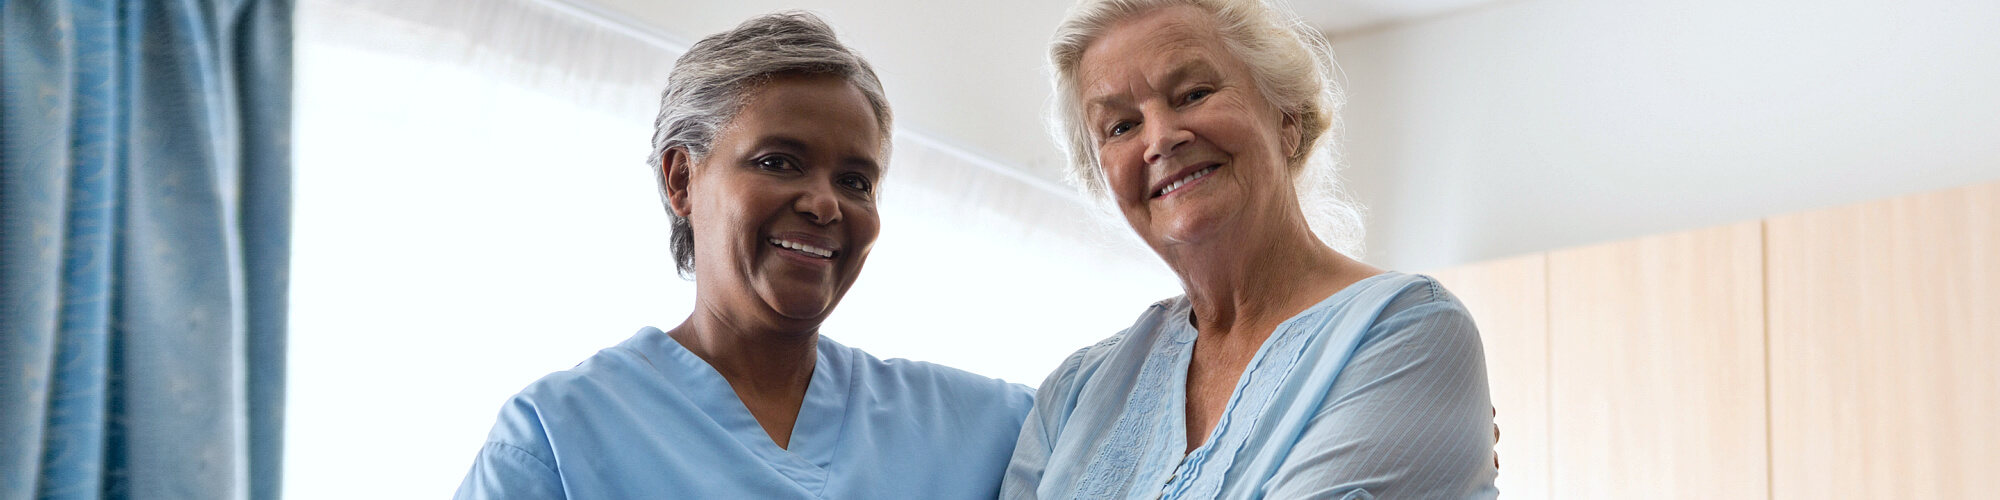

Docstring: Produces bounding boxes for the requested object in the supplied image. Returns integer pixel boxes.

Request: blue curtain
[0,0,291,499]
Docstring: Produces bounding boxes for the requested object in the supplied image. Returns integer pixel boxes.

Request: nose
[794,180,842,226]
[1142,109,1193,166]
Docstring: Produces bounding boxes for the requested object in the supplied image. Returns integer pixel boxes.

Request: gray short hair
[646,11,893,277]
[1048,0,1365,256]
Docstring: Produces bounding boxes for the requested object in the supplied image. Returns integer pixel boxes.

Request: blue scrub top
[456,327,1035,499]
[1004,272,1500,499]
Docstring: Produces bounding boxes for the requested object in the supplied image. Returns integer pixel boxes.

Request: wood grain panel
[1427,254,1551,500]
[1547,221,1769,499]
[1766,182,2000,499]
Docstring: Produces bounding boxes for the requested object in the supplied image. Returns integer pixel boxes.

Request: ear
[1280,112,1303,161]
[663,147,696,218]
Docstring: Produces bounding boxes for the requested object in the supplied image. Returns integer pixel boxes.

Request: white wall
[574,0,1080,182]
[1332,0,2000,271]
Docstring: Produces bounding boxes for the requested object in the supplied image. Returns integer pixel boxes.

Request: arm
[453,398,567,500]
[999,398,1054,500]
[1000,341,1104,500]
[454,442,565,500]
[998,360,1072,500]
[1265,296,1499,499]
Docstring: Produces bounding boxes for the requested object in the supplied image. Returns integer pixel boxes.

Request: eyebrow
[761,136,811,153]
[1084,58,1221,111]
[847,156,883,176]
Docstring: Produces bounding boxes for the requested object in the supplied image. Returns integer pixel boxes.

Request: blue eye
[1108,121,1135,138]
[1184,89,1212,104]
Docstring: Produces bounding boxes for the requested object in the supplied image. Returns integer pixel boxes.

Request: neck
[1161,212,1378,339]
[667,297,819,400]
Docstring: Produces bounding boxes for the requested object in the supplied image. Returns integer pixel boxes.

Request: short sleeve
[455,442,566,500]
[454,398,567,500]
[1263,282,1500,499]
[999,344,1092,500]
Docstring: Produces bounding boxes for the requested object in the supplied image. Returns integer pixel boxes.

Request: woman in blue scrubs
[1003,0,1499,498]
[454,12,1032,499]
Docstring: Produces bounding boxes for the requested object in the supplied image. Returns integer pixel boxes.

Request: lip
[1149,162,1221,199]
[767,232,841,261]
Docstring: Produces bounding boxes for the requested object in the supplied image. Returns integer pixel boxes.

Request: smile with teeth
[1154,165,1218,198]
[769,238,835,258]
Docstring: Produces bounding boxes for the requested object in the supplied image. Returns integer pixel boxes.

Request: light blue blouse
[455,327,1035,499]
[1003,272,1500,499]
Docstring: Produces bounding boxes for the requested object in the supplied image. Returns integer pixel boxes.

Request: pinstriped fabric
[1002,273,1499,500]
[1170,280,1410,500]
[1076,329,1184,498]
[1259,281,1497,498]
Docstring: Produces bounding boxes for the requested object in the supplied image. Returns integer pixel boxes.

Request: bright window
[286,4,1178,498]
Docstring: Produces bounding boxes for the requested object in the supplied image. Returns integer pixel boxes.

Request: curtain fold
[1,0,292,499]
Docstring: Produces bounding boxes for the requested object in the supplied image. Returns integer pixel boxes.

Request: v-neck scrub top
[1002,272,1500,499]
[455,327,1034,499]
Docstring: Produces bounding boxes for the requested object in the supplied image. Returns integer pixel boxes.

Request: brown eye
[838,173,873,194]
[754,155,798,172]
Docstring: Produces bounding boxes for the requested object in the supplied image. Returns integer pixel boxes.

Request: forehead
[724,74,886,163]
[1077,6,1232,98]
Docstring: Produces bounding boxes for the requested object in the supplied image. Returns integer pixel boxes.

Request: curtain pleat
[0,0,292,499]
[229,1,293,499]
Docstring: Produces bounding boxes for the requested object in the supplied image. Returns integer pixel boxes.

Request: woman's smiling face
[1078,5,1301,255]
[669,73,884,327]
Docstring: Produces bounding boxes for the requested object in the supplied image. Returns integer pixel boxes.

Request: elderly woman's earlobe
[663,147,697,218]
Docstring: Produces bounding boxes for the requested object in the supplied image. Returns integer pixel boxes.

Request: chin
[1155,210,1234,246]
[1131,192,1238,245]
[770,298,834,321]
[761,285,842,322]
[773,304,834,322]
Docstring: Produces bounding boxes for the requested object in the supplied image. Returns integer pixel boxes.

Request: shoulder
[1283,272,1479,360]
[1334,273,1483,359]
[822,336,1034,418]
[1352,272,1461,311]
[480,329,664,449]
[1336,272,1475,333]
[1382,272,1464,312]
[1048,295,1183,382]
[1373,272,1475,329]
[1030,295,1187,417]
[510,336,657,408]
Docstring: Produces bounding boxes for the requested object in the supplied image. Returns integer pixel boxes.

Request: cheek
[1099,145,1148,201]
[839,210,881,277]
[695,192,742,229]
[694,187,771,246]
[1229,105,1292,162]
[850,210,882,248]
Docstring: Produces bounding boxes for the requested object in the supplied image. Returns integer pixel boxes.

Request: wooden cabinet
[1426,181,1997,499]
[1545,221,1770,499]
[1766,182,2000,499]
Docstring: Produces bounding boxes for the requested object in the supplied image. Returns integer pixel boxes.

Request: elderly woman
[454,12,1032,499]
[1003,0,1499,498]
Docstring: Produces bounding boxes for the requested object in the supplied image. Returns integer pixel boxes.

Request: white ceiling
[569,0,1507,185]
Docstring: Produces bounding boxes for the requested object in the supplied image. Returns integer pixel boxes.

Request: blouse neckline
[1158,271,1399,497]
